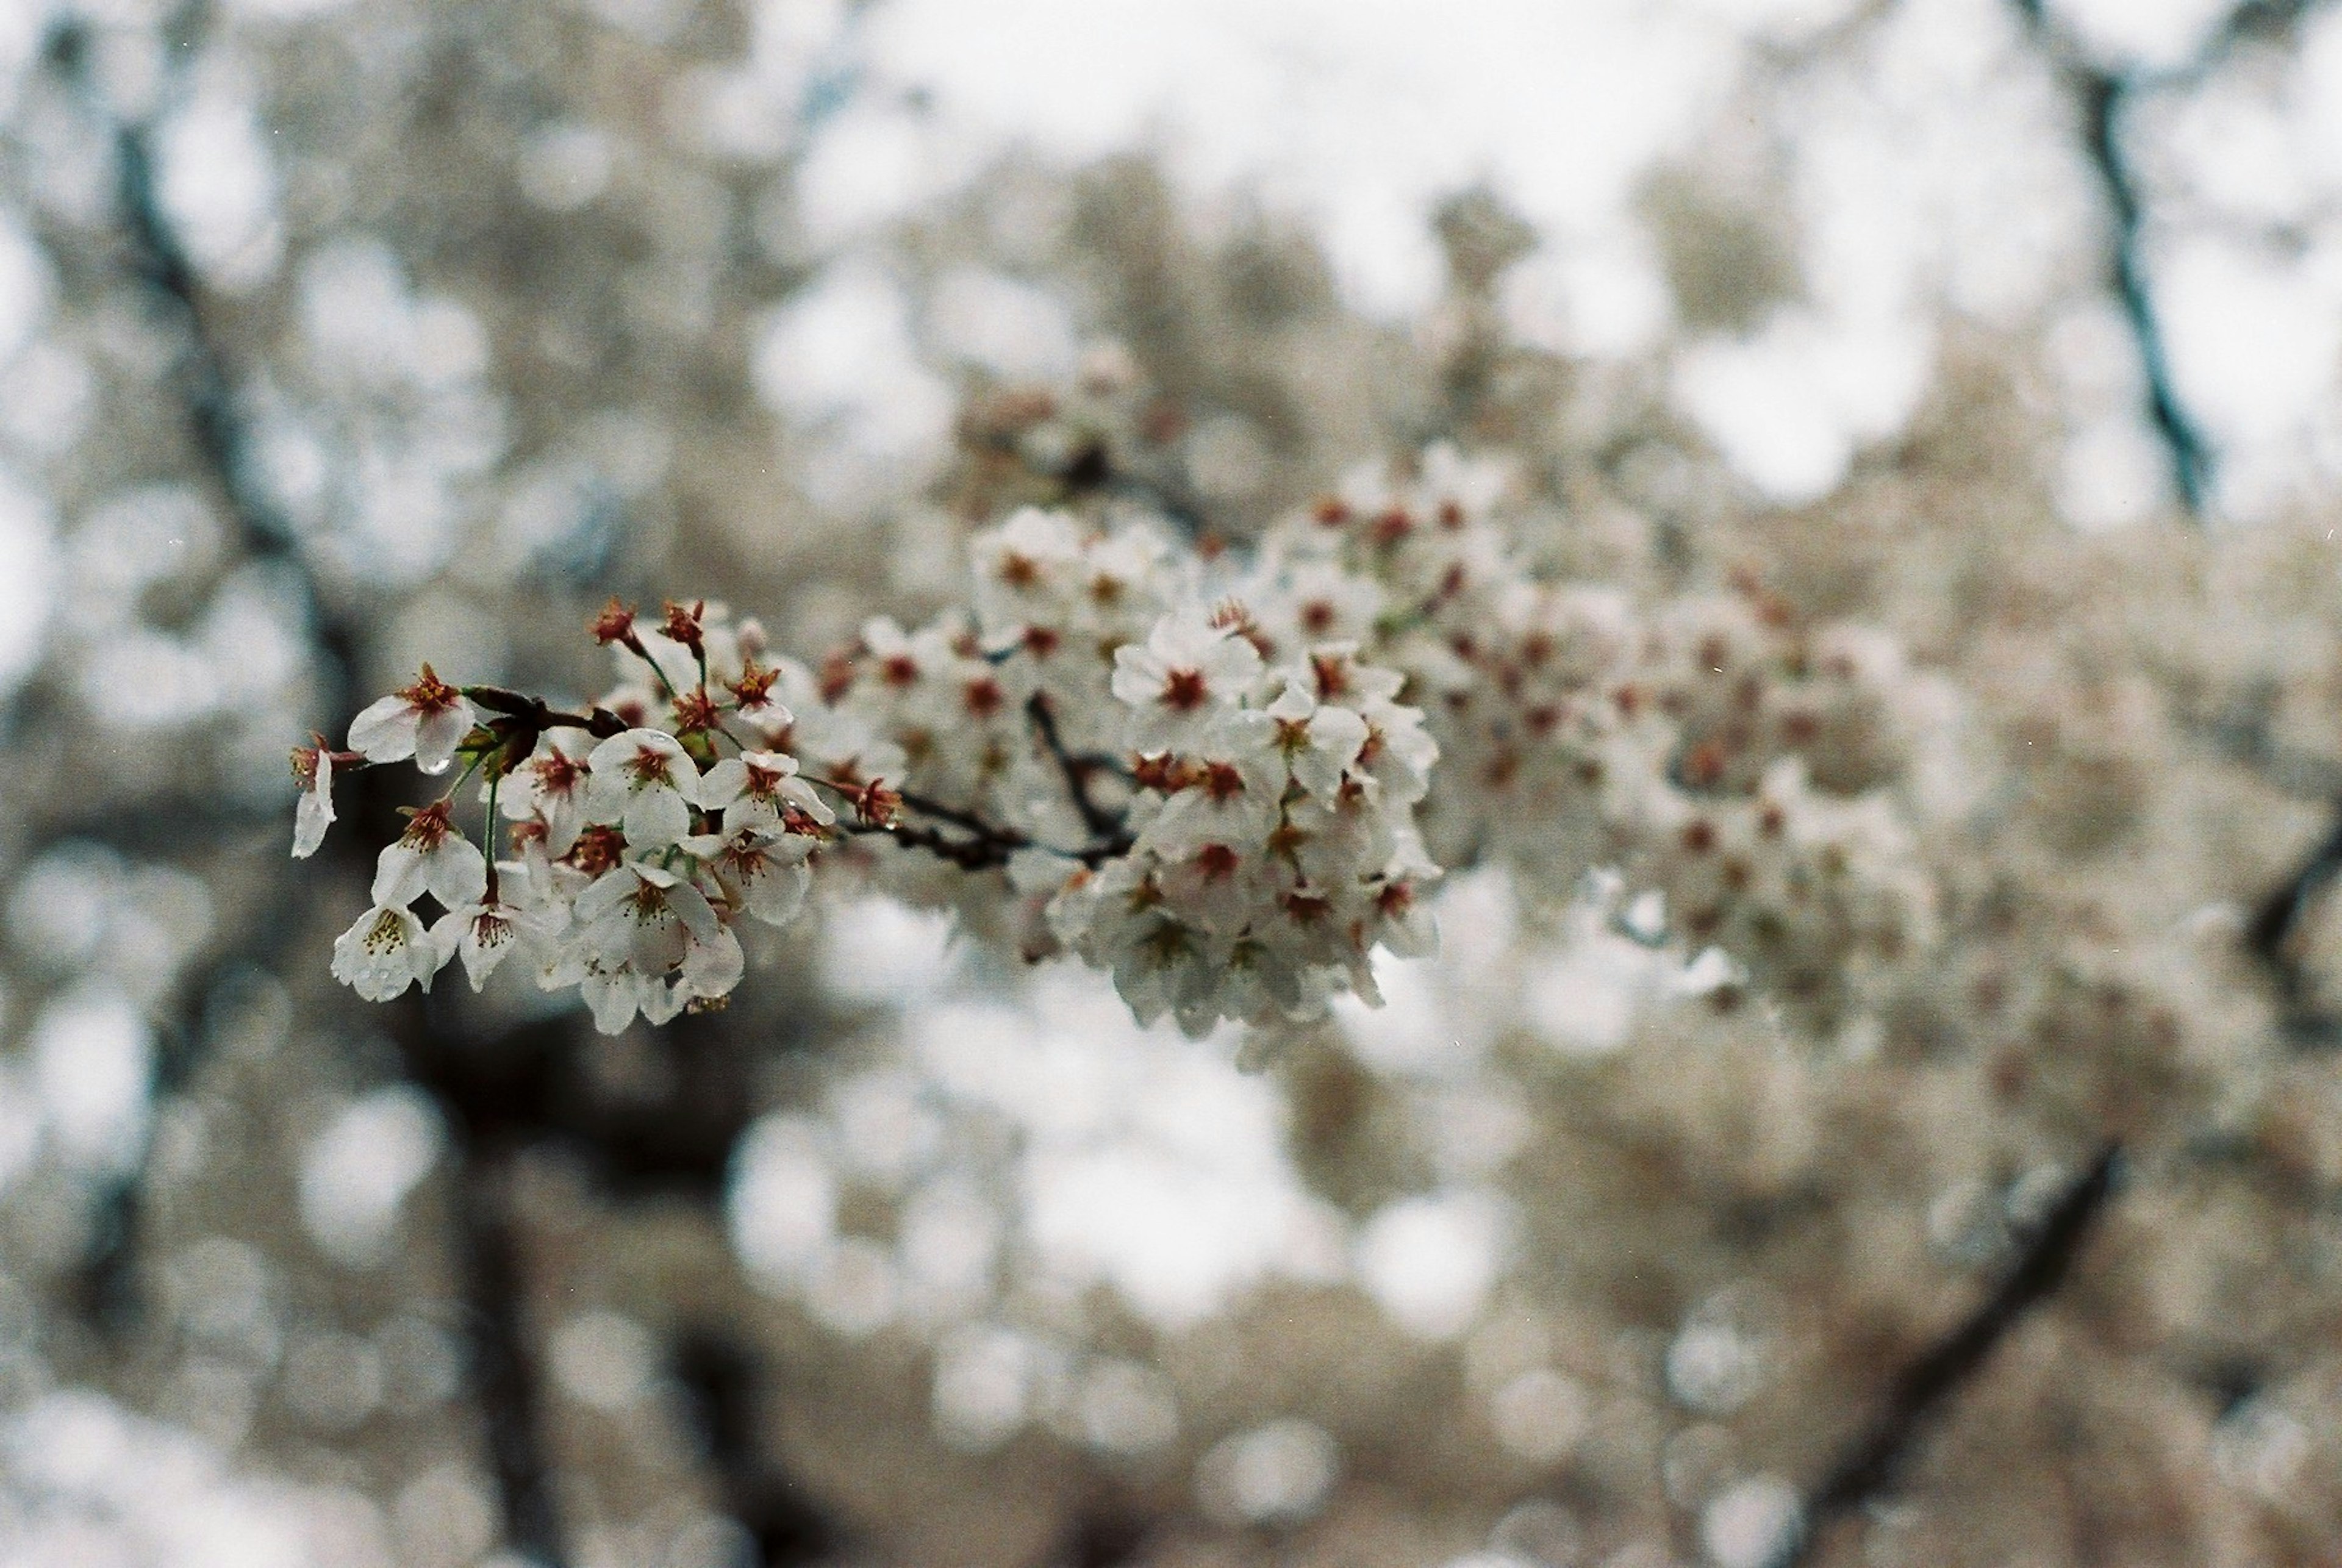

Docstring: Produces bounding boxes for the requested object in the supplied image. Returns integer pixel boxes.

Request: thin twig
[1767,1145,2123,1568]
[2246,800,2342,1042]
[2080,73,2211,514]
[1027,692,1129,841]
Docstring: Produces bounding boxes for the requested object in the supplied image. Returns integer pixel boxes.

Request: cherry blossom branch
[836,815,1019,871]
[2009,0,2204,512]
[1766,1145,2124,1568]
[2068,72,2209,515]
[821,771,1131,872]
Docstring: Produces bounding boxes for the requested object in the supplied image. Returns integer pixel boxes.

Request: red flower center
[1160,668,1209,712]
[1195,843,1241,879]
[744,759,792,801]
[532,752,586,797]
[399,801,456,850]
[626,745,677,788]
[398,664,462,716]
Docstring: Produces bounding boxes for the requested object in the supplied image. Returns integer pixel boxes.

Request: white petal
[292,753,335,859]
[422,837,489,909]
[347,695,418,763]
[413,701,478,776]
[459,909,522,990]
[1109,647,1164,707]
[637,978,686,1026]
[371,843,430,908]
[582,971,642,1034]
[624,787,692,851]
[744,859,811,926]
[332,904,429,1002]
[573,868,636,925]
[696,758,747,809]
[666,878,720,942]
[681,926,743,997]
[630,918,690,976]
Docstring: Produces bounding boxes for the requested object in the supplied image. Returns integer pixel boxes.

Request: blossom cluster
[299,627,837,1033]
[298,445,1939,1040]
[1246,446,1938,1028]
[298,506,1442,1036]
[1040,618,1441,1034]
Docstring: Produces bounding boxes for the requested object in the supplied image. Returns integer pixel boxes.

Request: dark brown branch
[2246,799,2342,1043]
[670,1332,836,1566]
[1769,1144,2123,1568]
[826,761,1133,872]
[2013,1,2215,515]
[54,4,368,1320]
[1027,692,1131,842]
[445,1137,568,1568]
[841,816,1018,871]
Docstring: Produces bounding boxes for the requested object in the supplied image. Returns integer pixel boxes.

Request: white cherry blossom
[1111,617,1264,753]
[584,729,701,850]
[501,732,596,854]
[970,506,1089,631]
[684,823,817,926]
[347,665,477,775]
[430,883,567,991]
[697,750,831,834]
[1266,681,1369,800]
[331,903,445,1001]
[371,801,489,910]
[575,862,711,972]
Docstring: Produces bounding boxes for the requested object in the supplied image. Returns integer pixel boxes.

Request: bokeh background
[6,1,2342,1566]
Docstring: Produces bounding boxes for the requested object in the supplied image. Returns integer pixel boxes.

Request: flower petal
[348,695,418,764]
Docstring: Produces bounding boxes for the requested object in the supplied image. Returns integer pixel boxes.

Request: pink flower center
[533,752,586,797]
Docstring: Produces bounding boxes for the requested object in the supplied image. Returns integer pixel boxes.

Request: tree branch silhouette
[1768,1145,2123,1568]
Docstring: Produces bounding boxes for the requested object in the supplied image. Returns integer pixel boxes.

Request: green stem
[438,750,487,806]
[482,773,502,901]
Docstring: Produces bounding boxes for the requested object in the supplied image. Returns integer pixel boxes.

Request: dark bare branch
[1768,1145,2123,1568]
